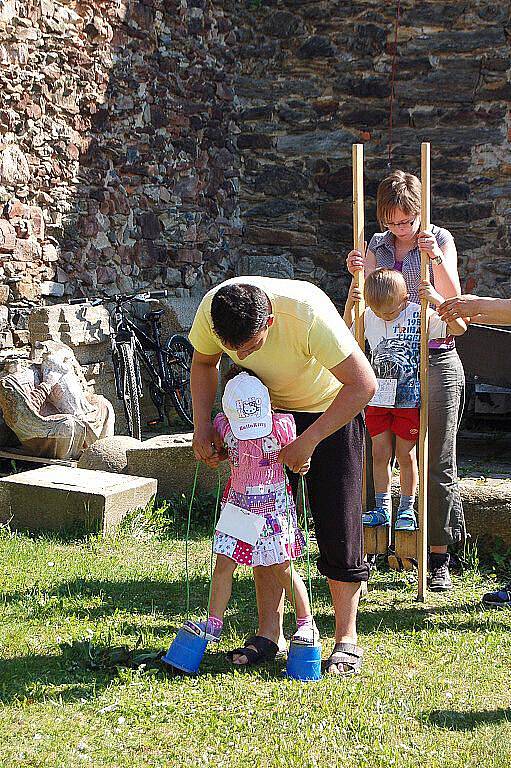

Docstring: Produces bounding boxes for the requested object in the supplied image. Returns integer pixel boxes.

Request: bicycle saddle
[144,308,165,321]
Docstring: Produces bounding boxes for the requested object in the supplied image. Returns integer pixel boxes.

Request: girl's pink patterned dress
[213,411,305,567]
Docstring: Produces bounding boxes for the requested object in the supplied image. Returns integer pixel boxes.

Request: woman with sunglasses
[346,169,465,591]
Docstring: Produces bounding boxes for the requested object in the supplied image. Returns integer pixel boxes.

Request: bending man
[189,277,377,675]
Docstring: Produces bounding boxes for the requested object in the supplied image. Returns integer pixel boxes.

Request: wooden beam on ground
[417,141,431,601]
[0,448,77,468]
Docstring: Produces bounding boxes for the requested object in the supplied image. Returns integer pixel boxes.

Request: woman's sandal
[325,643,364,676]
[226,635,285,667]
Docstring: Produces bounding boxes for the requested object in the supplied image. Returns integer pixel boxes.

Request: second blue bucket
[285,640,322,682]
[161,627,208,674]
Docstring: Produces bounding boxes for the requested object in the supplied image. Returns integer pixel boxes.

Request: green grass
[1,528,511,768]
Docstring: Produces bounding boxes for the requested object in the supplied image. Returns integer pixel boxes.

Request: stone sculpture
[0,342,114,460]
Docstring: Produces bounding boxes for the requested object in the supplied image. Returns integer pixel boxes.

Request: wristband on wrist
[431,253,444,266]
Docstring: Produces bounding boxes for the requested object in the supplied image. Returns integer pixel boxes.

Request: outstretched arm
[419,280,466,336]
[439,295,511,326]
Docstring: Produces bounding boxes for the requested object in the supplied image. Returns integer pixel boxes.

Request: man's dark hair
[211,283,270,347]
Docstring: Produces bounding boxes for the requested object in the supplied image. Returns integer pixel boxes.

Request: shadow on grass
[0,643,122,705]
[425,708,511,730]
[2,576,255,631]
[4,570,500,638]
[0,634,293,704]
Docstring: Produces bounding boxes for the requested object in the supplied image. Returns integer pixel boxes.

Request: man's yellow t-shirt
[188,277,357,413]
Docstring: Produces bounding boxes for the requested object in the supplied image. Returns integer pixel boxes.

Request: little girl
[184,371,318,654]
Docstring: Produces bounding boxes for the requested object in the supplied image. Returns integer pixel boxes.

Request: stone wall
[0,0,240,362]
[227,0,511,303]
[0,0,509,363]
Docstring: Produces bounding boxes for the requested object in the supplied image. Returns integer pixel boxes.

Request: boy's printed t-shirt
[189,276,357,413]
[363,303,447,408]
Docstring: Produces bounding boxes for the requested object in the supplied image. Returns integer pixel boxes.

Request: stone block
[0,146,30,186]
[40,280,64,297]
[13,237,41,262]
[29,206,45,240]
[126,434,229,500]
[161,295,200,335]
[78,435,143,473]
[42,243,59,262]
[0,466,157,533]
[13,280,39,301]
[236,252,294,279]
[0,219,16,251]
[462,478,511,550]
[245,226,317,247]
[29,304,111,363]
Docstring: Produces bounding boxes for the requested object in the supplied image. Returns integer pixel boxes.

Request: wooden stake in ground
[417,142,431,601]
[352,144,367,516]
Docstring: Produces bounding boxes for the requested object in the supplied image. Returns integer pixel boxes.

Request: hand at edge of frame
[438,294,480,322]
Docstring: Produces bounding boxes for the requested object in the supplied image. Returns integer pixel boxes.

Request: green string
[205,469,222,621]
[300,476,314,616]
[284,472,297,618]
[185,462,200,621]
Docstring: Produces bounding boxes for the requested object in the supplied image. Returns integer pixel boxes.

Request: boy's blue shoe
[482,584,511,608]
[362,507,390,527]
[395,510,418,531]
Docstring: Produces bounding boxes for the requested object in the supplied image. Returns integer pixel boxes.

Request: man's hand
[438,295,480,322]
[192,422,224,468]
[278,434,316,475]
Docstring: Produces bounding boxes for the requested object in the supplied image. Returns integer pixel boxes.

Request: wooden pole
[417,142,430,601]
[352,144,365,347]
[352,144,367,517]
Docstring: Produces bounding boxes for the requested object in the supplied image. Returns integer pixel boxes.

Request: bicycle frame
[69,288,193,430]
[110,307,167,402]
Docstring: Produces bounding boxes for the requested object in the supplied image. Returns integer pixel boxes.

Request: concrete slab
[0,466,157,532]
[126,433,229,500]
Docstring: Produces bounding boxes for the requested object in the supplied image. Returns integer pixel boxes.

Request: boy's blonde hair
[364,268,408,311]
[376,170,421,229]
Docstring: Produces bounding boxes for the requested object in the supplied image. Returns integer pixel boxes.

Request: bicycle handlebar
[68,289,168,306]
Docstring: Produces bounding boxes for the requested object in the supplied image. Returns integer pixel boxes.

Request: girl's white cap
[222,372,272,440]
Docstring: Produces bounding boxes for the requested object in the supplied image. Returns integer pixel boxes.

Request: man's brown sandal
[325,643,364,676]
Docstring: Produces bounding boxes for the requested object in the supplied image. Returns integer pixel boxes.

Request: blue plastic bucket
[161,627,208,674]
[285,640,322,682]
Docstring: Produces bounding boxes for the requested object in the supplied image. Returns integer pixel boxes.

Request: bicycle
[69,290,194,440]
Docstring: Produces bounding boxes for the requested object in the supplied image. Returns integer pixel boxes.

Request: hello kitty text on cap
[222,372,273,440]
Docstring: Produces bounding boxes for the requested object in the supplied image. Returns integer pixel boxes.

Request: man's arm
[190,349,224,467]
[439,295,511,326]
[278,345,377,473]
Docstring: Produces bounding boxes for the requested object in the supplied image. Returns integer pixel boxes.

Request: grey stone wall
[227,0,511,303]
[0,0,509,362]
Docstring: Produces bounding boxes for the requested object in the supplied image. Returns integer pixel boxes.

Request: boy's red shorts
[365,406,420,442]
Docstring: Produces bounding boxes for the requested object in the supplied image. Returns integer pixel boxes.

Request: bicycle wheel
[117,342,142,440]
[163,334,193,428]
